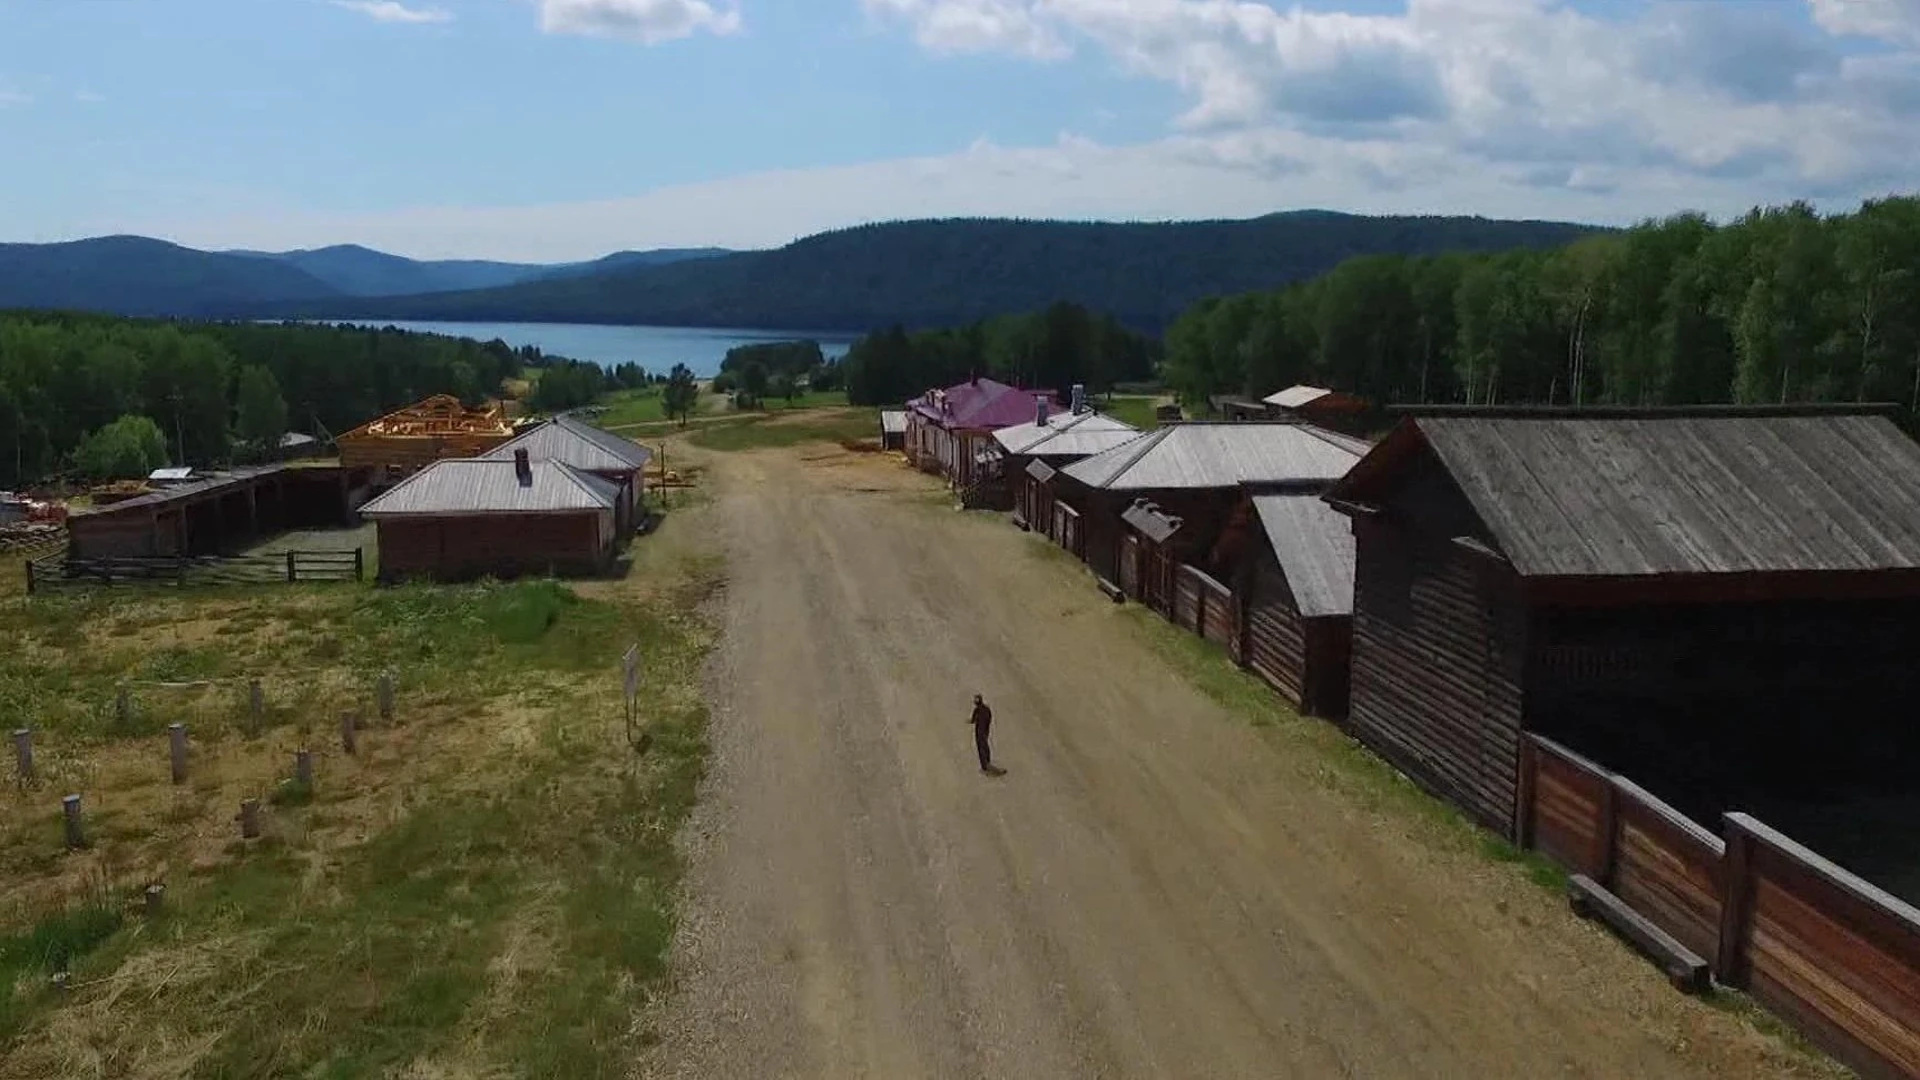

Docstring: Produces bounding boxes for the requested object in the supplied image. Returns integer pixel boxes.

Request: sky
[1,0,1918,261]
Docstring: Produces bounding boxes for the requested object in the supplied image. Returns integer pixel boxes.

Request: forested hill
[0,236,343,316]
[266,212,1601,333]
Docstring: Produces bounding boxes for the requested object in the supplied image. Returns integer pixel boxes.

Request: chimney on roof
[513,448,532,487]
[971,371,979,387]
[1036,396,1049,426]
[1071,384,1086,414]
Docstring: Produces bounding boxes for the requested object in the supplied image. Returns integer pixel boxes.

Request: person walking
[967,694,996,774]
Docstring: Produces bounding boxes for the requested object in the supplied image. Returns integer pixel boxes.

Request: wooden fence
[1519,735,1920,1080]
[26,549,363,592]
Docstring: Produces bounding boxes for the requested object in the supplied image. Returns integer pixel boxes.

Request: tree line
[0,314,546,487]
[711,340,844,407]
[840,301,1161,406]
[1162,197,1920,413]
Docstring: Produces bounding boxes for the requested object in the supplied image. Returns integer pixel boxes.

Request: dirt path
[640,445,1820,1080]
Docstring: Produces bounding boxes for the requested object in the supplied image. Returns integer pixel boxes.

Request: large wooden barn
[481,415,651,538]
[904,377,1057,488]
[336,395,519,483]
[358,449,618,582]
[66,463,374,558]
[1057,422,1365,598]
[1324,405,1920,837]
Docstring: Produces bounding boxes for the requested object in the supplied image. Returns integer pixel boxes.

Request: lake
[320,320,861,378]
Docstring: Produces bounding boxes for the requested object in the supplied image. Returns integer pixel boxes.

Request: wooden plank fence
[1519,735,1920,1080]
[26,549,363,592]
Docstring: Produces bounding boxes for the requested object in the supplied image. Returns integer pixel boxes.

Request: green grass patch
[1102,394,1167,430]
[688,409,881,451]
[596,387,671,427]
[0,889,124,1042]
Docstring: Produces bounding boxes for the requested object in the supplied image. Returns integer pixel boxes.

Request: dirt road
[640,444,1820,1080]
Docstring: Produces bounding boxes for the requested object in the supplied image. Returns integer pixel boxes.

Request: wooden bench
[1569,874,1710,994]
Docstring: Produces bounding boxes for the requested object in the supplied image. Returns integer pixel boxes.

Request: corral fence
[25,548,364,593]
[1519,735,1920,1080]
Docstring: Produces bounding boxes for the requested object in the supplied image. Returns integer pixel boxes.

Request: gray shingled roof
[483,415,651,473]
[1253,493,1355,618]
[1388,411,1920,578]
[360,458,617,516]
[1062,422,1363,491]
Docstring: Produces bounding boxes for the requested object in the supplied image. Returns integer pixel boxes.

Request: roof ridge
[1100,425,1173,487]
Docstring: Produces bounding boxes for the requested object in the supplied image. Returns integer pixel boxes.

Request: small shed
[336,395,518,482]
[1230,492,1356,718]
[880,410,907,451]
[1251,384,1374,430]
[359,450,617,582]
[1209,395,1266,422]
[481,415,651,538]
[1324,405,1920,836]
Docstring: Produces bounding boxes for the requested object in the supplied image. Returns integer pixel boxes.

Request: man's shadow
[982,765,1008,777]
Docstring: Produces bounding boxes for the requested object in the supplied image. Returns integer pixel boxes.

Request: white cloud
[538,0,741,44]
[864,0,1069,59]
[73,90,105,104]
[1809,0,1920,48]
[0,90,28,108]
[330,1,454,24]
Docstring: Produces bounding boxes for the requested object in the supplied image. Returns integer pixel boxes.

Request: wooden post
[340,711,358,756]
[144,884,165,919]
[248,679,265,734]
[239,798,261,839]
[1596,777,1620,885]
[376,671,394,722]
[115,685,131,729]
[23,556,34,595]
[1716,815,1757,985]
[62,794,84,849]
[353,547,364,582]
[294,748,313,787]
[12,728,30,782]
[176,555,187,587]
[286,550,297,583]
[1513,737,1537,849]
[168,723,188,785]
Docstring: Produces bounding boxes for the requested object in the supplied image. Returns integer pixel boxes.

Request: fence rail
[25,548,363,592]
[1519,735,1920,1080]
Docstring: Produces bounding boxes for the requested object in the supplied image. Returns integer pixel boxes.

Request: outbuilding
[481,414,651,538]
[1261,385,1372,434]
[358,449,618,582]
[1323,405,1920,837]
[879,410,907,452]
[1214,491,1357,718]
[993,398,1141,530]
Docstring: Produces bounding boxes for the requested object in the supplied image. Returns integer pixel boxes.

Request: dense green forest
[0,314,552,487]
[840,301,1160,406]
[269,213,1597,333]
[1164,198,1920,412]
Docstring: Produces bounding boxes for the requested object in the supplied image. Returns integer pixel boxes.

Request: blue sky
[2,0,1917,260]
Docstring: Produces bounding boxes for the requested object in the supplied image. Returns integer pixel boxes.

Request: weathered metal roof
[1354,410,1920,578]
[359,458,616,516]
[1263,386,1331,409]
[483,415,651,473]
[1062,422,1363,491]
[1121,500,1183,544]
[1252,493,1355,618]
[995,409,1141,455]
[1026,459,1056,483]
[77,465,286,517]
[880,410,907,435]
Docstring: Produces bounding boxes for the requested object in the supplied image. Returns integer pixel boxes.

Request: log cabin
[359,449,618,582]
[903,377,1058,491]
[1056,421,1366,595]
[1213,491,1357,718]
[993,398,1142,531]
[1324,405,1920,838]
[1260,385,1374,436]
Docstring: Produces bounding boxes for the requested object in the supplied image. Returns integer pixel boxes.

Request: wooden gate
[1119,535,1142,599]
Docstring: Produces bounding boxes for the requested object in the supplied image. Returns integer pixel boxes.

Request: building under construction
[335,395,520,483]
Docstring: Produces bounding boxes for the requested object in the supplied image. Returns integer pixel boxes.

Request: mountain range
[0,212,1600,332]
